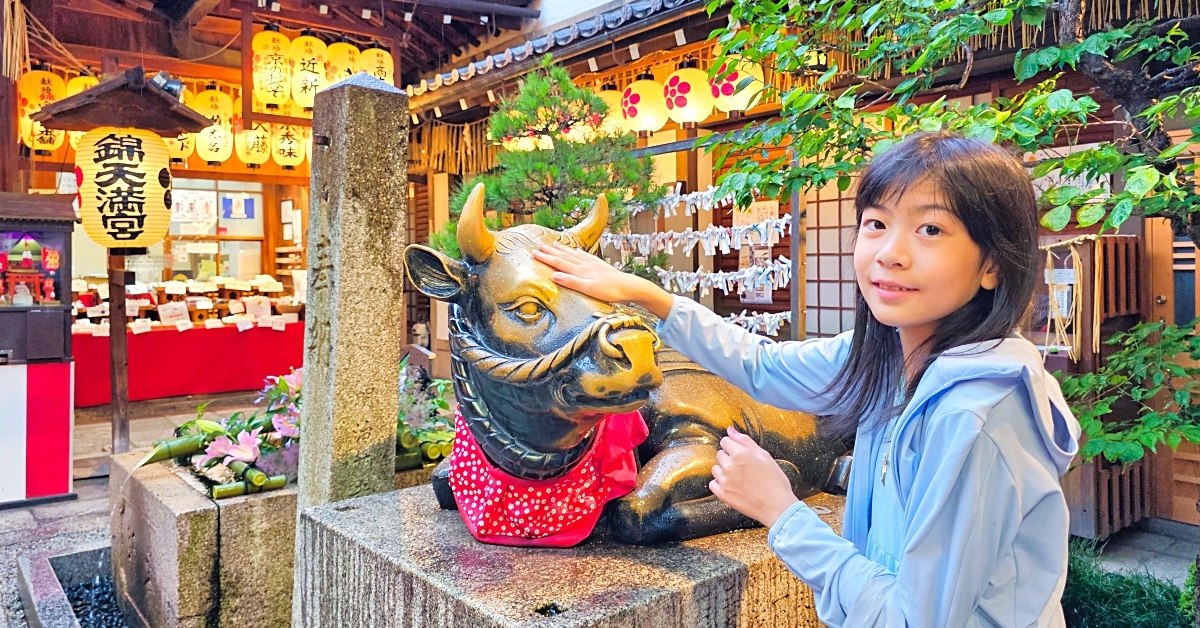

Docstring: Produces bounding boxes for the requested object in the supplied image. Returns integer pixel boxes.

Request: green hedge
[1062,537,1194,628]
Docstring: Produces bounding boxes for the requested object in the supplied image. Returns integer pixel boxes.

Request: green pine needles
[429,55,667,258]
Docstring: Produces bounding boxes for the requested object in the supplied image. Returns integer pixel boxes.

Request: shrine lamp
[290,30,328,110]
[18,62,66,155]
[252,23,292,110]
[664,57,714,128]
[622,71,668,138]
[360,44,395,86]
[193,83,235,165]
[327,40,362,83]
[596,82,626,136]
[31,66,210,254]
[711,56,765,115]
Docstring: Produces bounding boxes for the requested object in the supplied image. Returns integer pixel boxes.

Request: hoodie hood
[906,335,1081,476]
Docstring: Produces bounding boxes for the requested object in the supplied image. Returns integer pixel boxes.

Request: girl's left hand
[710,426,800,529]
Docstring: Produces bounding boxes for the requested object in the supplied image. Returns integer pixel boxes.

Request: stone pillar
[298,73,409,511]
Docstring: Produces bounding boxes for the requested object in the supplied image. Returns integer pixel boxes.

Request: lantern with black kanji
[359,45,393,86]
[164,88,196,163]
[290,30,327,110]
[18,63,66,154]
[326,41,360,83]
[65,73,98,150]
[193,84,234,165]
[233,98,271,168]
[75,127,172,248]
[252,24,291,110]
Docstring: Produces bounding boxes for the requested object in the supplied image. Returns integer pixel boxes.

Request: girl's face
[853,178,999,354]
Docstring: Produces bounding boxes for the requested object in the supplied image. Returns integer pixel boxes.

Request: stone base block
[296,485,844,627]
[109,452,295,627]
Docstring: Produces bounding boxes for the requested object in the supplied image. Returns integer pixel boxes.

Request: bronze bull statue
[403,184,848,545]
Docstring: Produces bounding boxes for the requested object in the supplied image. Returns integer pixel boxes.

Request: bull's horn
[457,183,495,264]
[567,194,609,252]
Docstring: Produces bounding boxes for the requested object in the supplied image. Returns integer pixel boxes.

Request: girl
[533,131,1081,627]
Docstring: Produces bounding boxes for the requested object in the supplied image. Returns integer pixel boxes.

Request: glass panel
[217,180,264,192]
[805,310,818,334]
[841,202,856,226]
[805,282,818,307]
[842,309,856,331]
[220,241,262,280]
[174,177,217,191]
[818,203,837,227]
[819,282,840,306]
[805,255,817,280]
[0,230,66,307]
[817,228,838,254]
[818,255,839,280]
[840,226,856,249]
[168,240,218,281]
[217,192,264,237]
[170,189,219,236]
[128,242,166,285]
[841,255,855,278]
[842,282,857,304]
[819,308,841,335]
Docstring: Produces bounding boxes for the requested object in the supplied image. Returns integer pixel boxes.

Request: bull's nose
[607,329,657,372]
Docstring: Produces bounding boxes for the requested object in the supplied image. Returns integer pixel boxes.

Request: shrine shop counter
[72,322,304,408]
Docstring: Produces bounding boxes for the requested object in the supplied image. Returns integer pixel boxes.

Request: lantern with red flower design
[710,56,765,114]
[622,71,668,138]
[663,57,714,128]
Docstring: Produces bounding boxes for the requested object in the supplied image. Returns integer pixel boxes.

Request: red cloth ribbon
[448,405,648,547]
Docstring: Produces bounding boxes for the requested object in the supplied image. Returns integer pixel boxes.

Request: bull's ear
[403,245,466,301]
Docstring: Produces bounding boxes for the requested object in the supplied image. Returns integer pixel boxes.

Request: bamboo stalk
[211,475,287,499]
[136,433,209,469]
[226,460,269,486]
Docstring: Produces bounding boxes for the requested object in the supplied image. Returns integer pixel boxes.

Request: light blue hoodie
[657,297,1081,627]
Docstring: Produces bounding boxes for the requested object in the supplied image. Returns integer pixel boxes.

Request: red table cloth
[72,322,304,408]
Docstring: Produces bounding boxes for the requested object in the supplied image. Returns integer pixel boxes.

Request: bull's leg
[609,442,805,544]
[430,459,457,510]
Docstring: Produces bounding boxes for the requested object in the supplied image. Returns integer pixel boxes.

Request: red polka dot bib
[448,406,648,547]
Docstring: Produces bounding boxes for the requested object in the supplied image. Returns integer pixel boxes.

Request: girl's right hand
[533,242,675,319]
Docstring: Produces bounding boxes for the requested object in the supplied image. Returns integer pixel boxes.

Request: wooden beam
[386,12,454,61]
[388,0,538,19]
[63,43,241,82]
[447,20,481,49]
[176,0,224,25]
[409,12,468,54]
[218,1,399,41]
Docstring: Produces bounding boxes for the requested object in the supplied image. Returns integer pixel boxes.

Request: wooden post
[790,153,804,341]
[0,76,18,193]
[108,254,132,454]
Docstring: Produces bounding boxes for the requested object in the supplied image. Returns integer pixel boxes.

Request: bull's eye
[506,300,546,324]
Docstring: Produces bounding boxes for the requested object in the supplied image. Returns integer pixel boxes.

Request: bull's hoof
[606,498,680,545]
[431,459,457,510]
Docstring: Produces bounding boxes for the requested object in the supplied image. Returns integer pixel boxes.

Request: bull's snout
[576,328,663,404]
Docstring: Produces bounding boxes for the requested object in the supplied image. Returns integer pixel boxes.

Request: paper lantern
[596,83,626,136]
[622,72,668,137]
[75,127,172,249]
[193,85,234,165]
[271,123,305,169]
[66,73,99,150]
[164,88,195,163]
[711,56,765,113]
[18,64,66,153]
[252,25,291,109]
[326,41,361,83]
[233,97,271,168]
[664,58,715,127]
[290,31,327,109]
[360,46,394,86]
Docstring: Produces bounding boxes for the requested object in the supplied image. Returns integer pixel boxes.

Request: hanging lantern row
[250,23,394,114]
[498,54,766,152]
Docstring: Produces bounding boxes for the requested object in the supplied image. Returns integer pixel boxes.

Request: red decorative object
[622,88,640,119]
[447,406,648,547]
[41,246,60,271]
[664,74,692,110]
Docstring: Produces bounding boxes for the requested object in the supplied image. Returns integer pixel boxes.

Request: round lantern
[18,63,66,154]
[326,41,361,83]
[711,55,765,113]
[360,45,394,86]
[664,57,715,127]
[66,73,99,150]
[271,123,305,169]
[193,84,234,165]
[290,30,327,109]
[165,88,195,163]
[252,24,292,110]
[622,71,668,137]
[233,98,271,168]
[596,82,626,136]
[75,127,172,249]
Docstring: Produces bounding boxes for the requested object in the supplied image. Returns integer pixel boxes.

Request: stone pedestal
[109,452,295,627]
[295,485,844,627]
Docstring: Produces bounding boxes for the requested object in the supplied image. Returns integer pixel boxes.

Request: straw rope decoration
[1039,234,1104,363]
[1,0,28,82]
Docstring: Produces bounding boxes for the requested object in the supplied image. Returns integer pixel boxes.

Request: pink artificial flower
[196,435,235,469]
[273,410,300,439]
[283,368,303,392]
[223,428,262,464]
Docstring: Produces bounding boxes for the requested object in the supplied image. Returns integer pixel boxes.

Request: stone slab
[110,451,217,628]
[296,485,844,627]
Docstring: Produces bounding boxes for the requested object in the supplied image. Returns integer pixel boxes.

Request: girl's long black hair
[820,131,1040,437]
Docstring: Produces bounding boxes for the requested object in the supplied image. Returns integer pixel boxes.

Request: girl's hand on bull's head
[533,242,675,319]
